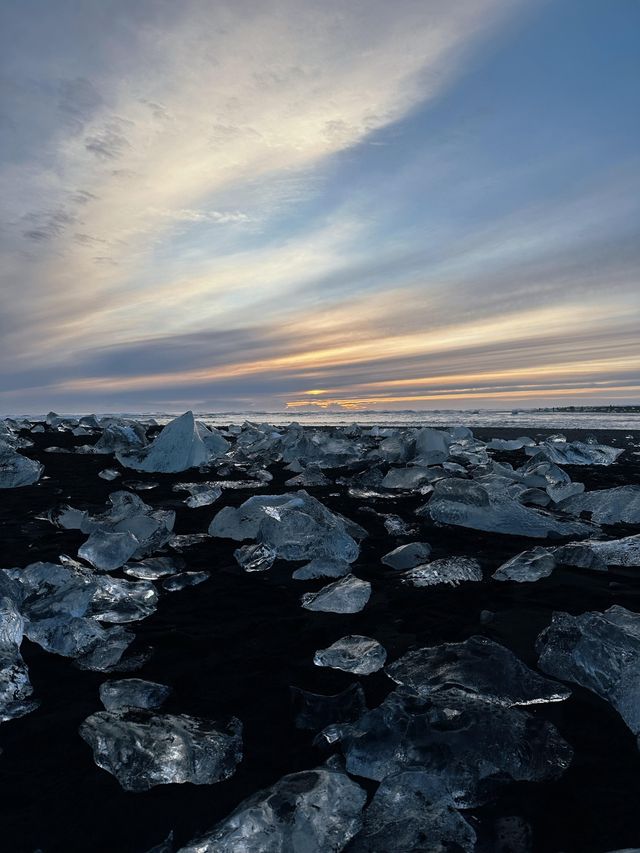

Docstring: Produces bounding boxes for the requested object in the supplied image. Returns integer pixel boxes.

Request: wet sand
[1,425,640,852]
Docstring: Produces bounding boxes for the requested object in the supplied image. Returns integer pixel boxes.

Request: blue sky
[1,0,638,413]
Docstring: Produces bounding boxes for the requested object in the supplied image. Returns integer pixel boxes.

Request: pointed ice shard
[117,411,226,473]
[79,710,242,791]
[314,635,386,675]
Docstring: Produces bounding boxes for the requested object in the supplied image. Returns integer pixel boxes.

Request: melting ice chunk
[0,443,43,488]
[314,635,386,675]
[78,530,140,571]
[301,575,371,613]
[177,761,366,853]
[173,482,223,508]
[493,547,557,582]
[381,542,432,570]
[386,636,570,707]
[233,543,276,572]
[558,486,640,525]
[290,684,367,731]
[537,606,640,743]
[99,678,171,711]
[79,710,242,791]
[403,557,482,588]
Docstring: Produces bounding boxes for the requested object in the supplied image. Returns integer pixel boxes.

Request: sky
[1,0,638,414]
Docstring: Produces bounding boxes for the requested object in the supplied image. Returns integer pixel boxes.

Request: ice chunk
[173,482,223,508]
[169,534,210,551]
[117,411,228,473]
[285,466,330,487]
[233,543,276,572]
[561,534,640,567]
[382,514,417,537]
[99,678,171,711]
[325,690,573,797]
[0,443,43,488]
[291,684,367,731]
[404,557,482,588]
[92,419,148,454]
[493,547,557,582]
[527,440,623,466]
[413,427,452,465]
[301,575,371,613]
[488,437,535,450]
[292,558,352,580]
[381,542,432,570]
[98,468,121,481]
[348,770,476,853]
[537,606,640,741]
[209,495,294,540]
[380,466,434,491]
[79,710,242,791]
[558,486,640,525]
[387,636,570,707]
[89,576,158,623]
[27,616,134,671]
[162,571,210,592]
[124,557,182,579]
[553,542,608,571]
[421,478,593,538]
[314,635,386,675]
[0,597,38,722]
[177,761,366,853]
[78,529,140,571]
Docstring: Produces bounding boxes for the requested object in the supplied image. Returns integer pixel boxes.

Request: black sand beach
[2,424,640,853]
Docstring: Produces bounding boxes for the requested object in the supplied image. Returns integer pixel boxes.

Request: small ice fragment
[404,557,482,588]
[314,635,386,675]
[99,678,171,711]
[493,547,557,582]
[233,543,276,572]
[301,574,371,613]
[98,469,121,481]
[381,542,431,570]
[162,571,210,592]
[78,529,139,571]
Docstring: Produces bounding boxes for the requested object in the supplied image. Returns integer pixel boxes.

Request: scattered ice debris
[526,439,623,466]
[117,411,229,473]
[290,684,367,731]
[404,557,482,588]
[348,769,477,853]
[537,606,640,743]
[162,571,210,592]
[421,478,593,538]
[558,485,640,525]
[173,482,223,508]
[0,596,38,722]
[292,557,352,580]
[177,760,366,853]
[386,636,570,707]
[314,635,387,675]
[493,547,558,582]
[381,541,432,570]
[123,557,182,580]
[301,574,371,614]
[99,678,171,711]
[0,442,43,488]
[322,690,573,798]
[233,543,276,572]
[79,711,242,791]
[98,468,121,481]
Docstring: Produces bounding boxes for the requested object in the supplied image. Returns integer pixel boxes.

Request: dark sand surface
[1,425,640,852]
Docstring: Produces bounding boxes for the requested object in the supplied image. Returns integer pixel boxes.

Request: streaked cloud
[0,0,638,412]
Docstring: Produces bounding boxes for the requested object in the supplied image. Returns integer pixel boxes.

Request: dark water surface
[1,426,640,852]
